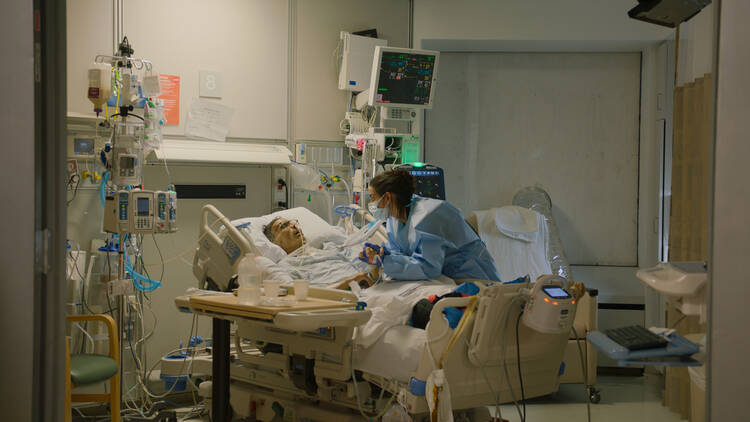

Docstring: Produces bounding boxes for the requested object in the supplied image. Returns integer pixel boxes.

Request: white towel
[473,206,552,282]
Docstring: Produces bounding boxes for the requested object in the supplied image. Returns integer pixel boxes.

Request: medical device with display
[367,46,440,109]
[400,163,445,200]
[154,189,178,233]
[523,274,577,334]
[131,191,154,233]
[103,190,177,234]
[111,120,145,186]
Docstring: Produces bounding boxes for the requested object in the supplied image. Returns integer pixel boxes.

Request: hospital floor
[181,374,685,422]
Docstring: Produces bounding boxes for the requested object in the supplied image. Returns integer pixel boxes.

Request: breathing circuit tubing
[121,235,162,292]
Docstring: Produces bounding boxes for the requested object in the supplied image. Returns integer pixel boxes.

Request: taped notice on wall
[158,74,180,125]
[184,98,235,142]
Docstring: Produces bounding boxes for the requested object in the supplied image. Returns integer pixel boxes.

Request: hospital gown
[382,196,501,282]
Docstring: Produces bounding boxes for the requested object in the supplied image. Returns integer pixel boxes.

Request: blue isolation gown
[381,196,501,281]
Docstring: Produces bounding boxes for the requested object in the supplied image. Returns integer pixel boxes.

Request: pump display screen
[137,197,150,216]
[120,156,135,169]
[542,286,571,299]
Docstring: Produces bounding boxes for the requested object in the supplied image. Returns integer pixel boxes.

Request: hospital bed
[181,204,595,421]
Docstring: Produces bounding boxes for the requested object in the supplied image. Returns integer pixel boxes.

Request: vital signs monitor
[367,46,439,109]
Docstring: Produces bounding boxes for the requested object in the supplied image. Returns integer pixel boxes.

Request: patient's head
[263,217,305,254]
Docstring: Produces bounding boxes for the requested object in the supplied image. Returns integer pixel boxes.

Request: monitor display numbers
[376,52,436,106]
[74,138,95,155]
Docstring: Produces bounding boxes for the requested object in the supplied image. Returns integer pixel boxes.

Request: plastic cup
[263,280,281,298]
[238,286,261,306]
[294,280,310,301]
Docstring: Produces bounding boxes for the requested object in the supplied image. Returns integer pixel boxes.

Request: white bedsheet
[353,325,427,382]
[354,278,456,348]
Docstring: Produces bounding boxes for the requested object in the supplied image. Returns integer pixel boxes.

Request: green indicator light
[413,162,425,168]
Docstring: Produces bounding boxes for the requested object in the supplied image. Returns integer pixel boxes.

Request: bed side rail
[193,204,259,291]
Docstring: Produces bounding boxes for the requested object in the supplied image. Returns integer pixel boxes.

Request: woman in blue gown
[364,169,501,282]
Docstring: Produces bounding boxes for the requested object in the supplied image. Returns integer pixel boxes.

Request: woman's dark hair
[370,169,416,209]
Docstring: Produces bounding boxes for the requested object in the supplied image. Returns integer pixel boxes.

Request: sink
[636,262,708,297]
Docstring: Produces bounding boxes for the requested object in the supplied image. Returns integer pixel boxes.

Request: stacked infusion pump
[94,37,178,236]
[104,189,177,234]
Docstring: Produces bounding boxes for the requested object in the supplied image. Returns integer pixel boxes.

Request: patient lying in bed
[259,216,381,290]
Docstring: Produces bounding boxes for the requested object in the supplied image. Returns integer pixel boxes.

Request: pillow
[273,207,346,247]
[229,207,345,262]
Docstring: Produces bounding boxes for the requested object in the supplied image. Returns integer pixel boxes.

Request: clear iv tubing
[99,171,110,207]
[122,235,162,292]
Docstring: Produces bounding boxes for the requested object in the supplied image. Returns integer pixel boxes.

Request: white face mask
[368,196,389,221]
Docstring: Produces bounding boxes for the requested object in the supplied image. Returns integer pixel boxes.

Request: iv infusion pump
[104,189,177,234]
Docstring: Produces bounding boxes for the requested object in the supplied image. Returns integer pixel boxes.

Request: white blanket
[354,278,456,348]
[258,244,369,287]
[256,223,381,286]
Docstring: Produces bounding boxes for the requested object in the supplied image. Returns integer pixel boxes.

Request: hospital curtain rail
[664,73,712,421]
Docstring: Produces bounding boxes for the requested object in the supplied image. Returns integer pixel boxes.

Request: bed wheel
[588,386,601,404]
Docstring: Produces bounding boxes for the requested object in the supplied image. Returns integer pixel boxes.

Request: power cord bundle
[349,342,399,421]
[572,327,592,422]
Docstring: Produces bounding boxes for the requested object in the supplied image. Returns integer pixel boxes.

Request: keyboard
[604,325,669,351]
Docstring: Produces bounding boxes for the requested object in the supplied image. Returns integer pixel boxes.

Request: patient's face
[269,218,305,254]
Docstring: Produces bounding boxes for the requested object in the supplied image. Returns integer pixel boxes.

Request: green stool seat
[70,354,118,386]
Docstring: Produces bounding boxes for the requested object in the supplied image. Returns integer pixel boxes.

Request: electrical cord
[67,174,81,206]
[499,296,526,422]
[68,250,99,315]
[572,327,592,422]
[139,219,224,269]
[515,312,526,422]
[670,313,687,329]
[468,338,503,421]
[104,245,116,317]
[349,342,398,421]
[111,112,145,121]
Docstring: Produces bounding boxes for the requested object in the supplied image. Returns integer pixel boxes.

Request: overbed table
[175,290,368,421]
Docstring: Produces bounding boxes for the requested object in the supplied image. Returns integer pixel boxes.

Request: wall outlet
[67,159,78,176]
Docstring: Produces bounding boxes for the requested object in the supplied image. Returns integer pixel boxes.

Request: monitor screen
[542,286,571,299]
[369,47,438,108]
[408,167,445,200]
[74,138,95,155]
[137,197,150,216]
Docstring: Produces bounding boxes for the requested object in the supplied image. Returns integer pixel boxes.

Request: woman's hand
[359,243,387,266]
